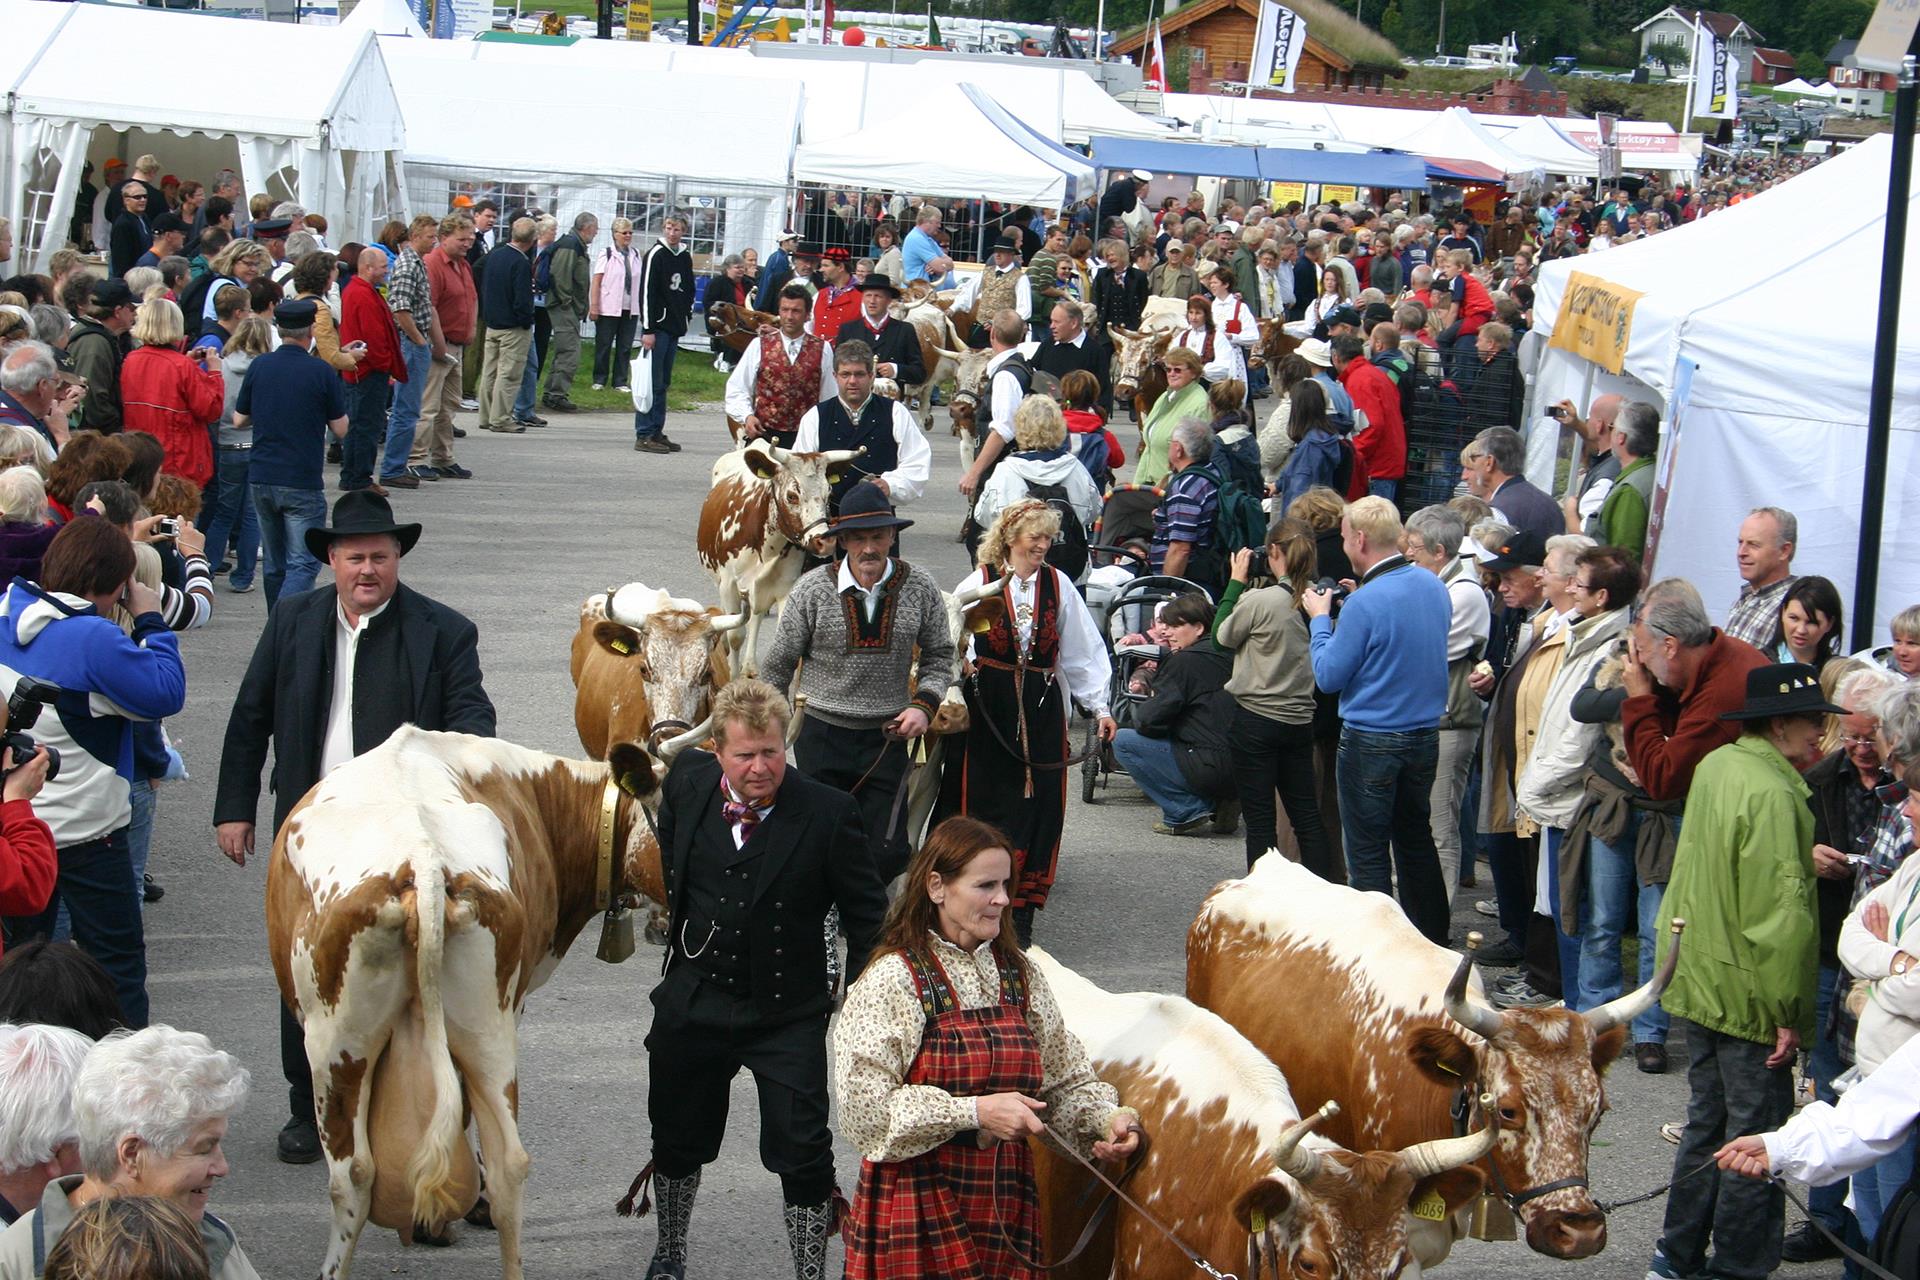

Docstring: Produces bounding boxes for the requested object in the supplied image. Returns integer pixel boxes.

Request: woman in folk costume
[835,815,1142,1280]
[934,500,1113,946]
[1170,291,1240,389]
[1198,262,1260,403]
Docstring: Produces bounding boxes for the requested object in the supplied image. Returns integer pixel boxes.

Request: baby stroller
[1077,494,1216,802]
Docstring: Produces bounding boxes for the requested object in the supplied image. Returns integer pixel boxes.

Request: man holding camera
[0,519,186,1027]
[1302,496,1453,943]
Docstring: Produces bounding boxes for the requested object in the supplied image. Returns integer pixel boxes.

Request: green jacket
[0,1175,261,1280]
[1599,454,1654,559]
[548,231,592,314]
[1656,734,1819,1044]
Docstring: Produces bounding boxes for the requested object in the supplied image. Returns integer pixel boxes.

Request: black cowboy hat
[829,481,913,533]
[1472,529,1546,573]
[304,488,424,561]
[1720,663,1848,722]
[989,234,1018,255]
[859,272,902,297]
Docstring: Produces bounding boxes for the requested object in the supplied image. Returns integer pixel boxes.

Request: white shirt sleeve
[953,274,981,313]
[1447,577,1492,662]
[793,405,822,452]
[1229,300,1260,349]
[1015,274,1033,321]
[1763,1032,1920,1184]
[885,402,932,504]
[818,342,838,402]
[723,338,762,420]
[989,369,1021,442]
[1054,570,1113,715]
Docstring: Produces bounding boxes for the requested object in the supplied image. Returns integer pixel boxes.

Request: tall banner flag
[1144,19,1167,90]
[1687,17,1737,119]
[1250,1,1307,92]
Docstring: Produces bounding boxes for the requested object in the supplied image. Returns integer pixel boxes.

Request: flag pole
[1684,17,1700,133]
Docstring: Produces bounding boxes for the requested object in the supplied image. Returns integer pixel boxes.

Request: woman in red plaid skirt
[834,816,1142,1279]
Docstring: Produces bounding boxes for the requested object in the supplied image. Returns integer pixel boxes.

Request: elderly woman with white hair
[0,1024,92,1227]
[0,467,56,585]
[969,394,1101,553]
[0,1024,257,1278]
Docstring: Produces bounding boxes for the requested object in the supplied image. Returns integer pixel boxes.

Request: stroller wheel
[1081,722,1102,804]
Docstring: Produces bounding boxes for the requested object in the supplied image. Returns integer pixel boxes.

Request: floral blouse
[832,933,1132,1163]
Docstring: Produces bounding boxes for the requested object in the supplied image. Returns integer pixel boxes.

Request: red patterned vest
[753,330,826,442]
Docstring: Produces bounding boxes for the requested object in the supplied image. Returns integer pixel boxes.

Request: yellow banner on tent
[627,0,650,38]
[1268,181,1307,207]
[1548,270,1644,374]
[1320,185,1358,204]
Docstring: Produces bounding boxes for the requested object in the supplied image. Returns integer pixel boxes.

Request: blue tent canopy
[1090,135,1430,190]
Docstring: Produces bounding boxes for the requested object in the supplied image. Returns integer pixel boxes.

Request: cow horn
[1444,932,1507,1041]
[767,444,793,464]
[955,575,1009,608]
[1270,1099,1338,1185]
[821,447,865,464]
[935,346,968,361]
[1398,1092,1499,1178]
[1586,917,1686,1034]
[707,611,748,634]
[654,715,713,761]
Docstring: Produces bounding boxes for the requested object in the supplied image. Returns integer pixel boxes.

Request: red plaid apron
[846,949,1044,1280]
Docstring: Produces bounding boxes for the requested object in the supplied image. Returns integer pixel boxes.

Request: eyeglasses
[1569,579,1597,593]
[1844,735,1880,748]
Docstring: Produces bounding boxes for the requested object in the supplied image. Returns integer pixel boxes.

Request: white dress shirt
[985,348,1026,443]
[954,266,1033,321]
[838,556,895,624]
[792,396,933,503]
[952,565,1112,717]
[319,597,391,779]
[1173,324,1242,386]
[719,778,773,850]
[723,330,836,421]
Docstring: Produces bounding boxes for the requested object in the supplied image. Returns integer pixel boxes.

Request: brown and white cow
[1029,949,1497,1280]
[571,583,741,758]
[1187,855,1680,1267]
[932,343,994,468]
[1106,326,1172,421]
[267,727,673,1280]
[695,439,860,675]
[704,300,777,364]
[893,293,963,430]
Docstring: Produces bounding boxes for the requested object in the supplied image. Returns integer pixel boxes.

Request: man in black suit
[213,489,495,1166]
[832,273,924,388]
[638,678,886,1280]
[1031,299,1112,412]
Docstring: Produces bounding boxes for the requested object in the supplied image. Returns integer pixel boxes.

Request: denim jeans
[199,450,258,588]
[341,370,389,490]
[1544,827,1587,1008]
[1367,477,1400,503]
[1578,807,1671,1043]
[1111,729,1212,825]
[1336,726,1447,942]
[7,828,148,1028]
[252,483,328,607]
[1851,1127,1918,1268]
[1483,828,1533,948]
[1807,964,1851,1231]
[1230,705,1332,875]
[1655,1018,1793,1280]
[383,338,431,479]
[513,331,540,421]
[633,333,679,437]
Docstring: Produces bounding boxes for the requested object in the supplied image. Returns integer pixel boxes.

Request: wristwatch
[1894,954,1913,977]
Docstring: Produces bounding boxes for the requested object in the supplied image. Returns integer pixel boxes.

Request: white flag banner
[1250,1,1307,92]
[1688,18,1738,119]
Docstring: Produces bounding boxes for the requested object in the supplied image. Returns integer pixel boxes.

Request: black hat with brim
[829,480,912,532]
[1472,529,1547,573]
[989,234,1018,255]
[1720,662,1848,721]
[859,272,902,297]
[304,488,424,561]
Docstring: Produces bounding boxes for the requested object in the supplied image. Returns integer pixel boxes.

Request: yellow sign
[1320,185,1358,204]
[1548,270,1644,375]
[626,0,650,38]
[1267,181,1307,208]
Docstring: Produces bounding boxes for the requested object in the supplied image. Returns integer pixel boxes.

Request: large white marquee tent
[1526,134,1918,637]
[1,0,407,271]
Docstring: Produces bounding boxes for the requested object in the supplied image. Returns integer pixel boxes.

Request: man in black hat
[68,279,136,433]
[760,482,955,881]
[107,183,153,280]
[250,218,294,266]
[232,298,349,606]
[1097,168,1153,230]
[134,212,188,271]
[1313,302,1363,343]
[214,487,495,1167]
[831,273,923,387]
[951,234,1030,347]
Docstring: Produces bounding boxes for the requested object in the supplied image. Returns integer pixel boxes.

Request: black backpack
[1877,1173,1920,1279]
[1023,478,1090,581]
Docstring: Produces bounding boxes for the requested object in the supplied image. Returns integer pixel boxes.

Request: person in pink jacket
[589,217,645,392]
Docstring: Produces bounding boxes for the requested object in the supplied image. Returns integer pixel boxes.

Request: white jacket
[973,446,1102,533]
[1839,852,1920,1075]
[1515,607,1632,830]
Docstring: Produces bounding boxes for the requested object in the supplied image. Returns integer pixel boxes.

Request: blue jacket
[479,241,534,331]
[1276,428,1345,514]
[0,580,186,844]
[1307,557,1450,734]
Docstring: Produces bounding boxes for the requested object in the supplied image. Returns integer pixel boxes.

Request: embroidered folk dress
[835,933,1129,1280]
[934,564,1111,909]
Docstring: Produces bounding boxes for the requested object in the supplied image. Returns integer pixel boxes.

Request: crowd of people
[5,139,1917,1280]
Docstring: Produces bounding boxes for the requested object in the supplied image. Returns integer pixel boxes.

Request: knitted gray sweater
[761,560,956,729]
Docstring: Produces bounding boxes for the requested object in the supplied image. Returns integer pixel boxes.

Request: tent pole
[1852,34,1919,649]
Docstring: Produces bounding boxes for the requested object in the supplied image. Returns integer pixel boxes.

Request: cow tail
[405,861,465,1228]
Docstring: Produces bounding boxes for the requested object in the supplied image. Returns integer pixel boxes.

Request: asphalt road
[140,400,1845,1279]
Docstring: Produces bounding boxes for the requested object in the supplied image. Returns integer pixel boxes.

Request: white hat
[778,228,800,242]
[1296,338,1333,368]
[1131,168,1154,183]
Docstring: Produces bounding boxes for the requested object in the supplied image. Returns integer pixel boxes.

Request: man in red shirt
[1331,334,1405,503]
[415,211,478,482]
[338,247,406,495]
[810,246,862,339]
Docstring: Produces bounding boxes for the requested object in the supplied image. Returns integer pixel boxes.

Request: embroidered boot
[782,1198,834,1280]
[645,1169,701,1280]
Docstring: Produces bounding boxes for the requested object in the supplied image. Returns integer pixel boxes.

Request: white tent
[1526,134,1919,637]
[379,36,801,256]
[4,0,407,269]
[1775,77,1839,98]
[340,0,426,38]
[794,81,1094,206]
[1391,106,1529,176]
[1501,114,1610,177]
[0,0,73,258]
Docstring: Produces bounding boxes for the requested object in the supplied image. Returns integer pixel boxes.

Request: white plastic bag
[631,347,654,414]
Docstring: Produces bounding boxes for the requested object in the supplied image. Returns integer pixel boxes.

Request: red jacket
[812,284,863,341]
[1453,271,1495,337]
[1063,406,1126,469]
[1339,357,1405,482]
[120,345,225,486]
[1622,630,1771,802]
[0,798,57,957]
[340,276,406,384]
